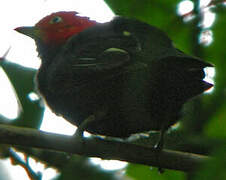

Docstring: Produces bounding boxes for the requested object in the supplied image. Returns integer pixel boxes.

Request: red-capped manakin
[15,11,213,149]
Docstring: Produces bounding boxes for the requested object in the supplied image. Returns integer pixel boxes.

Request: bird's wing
[62,21,141,75]
[47,21,142,89]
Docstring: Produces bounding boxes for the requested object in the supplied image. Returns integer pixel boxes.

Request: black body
[36,17,213,137]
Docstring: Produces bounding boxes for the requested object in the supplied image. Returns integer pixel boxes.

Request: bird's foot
[154,128,166,173]
[154,139,164,152]
[73,115,95,143]
[154,141,165,174]
[73,127,85,143]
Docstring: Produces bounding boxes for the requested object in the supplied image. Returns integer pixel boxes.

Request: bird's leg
[154,125,168,174]
[73,115,95,139]
[154,127,167,151]
[73,109,107,140]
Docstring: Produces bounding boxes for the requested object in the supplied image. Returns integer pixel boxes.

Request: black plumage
[35,17,213,138]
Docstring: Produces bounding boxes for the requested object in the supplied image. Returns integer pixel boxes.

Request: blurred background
[0,0,225,179]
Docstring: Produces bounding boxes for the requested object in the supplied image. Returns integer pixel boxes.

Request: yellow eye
[50,16,63,24]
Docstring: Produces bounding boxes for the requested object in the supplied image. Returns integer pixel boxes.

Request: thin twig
[8,148,42,180]
[0,47,11,62]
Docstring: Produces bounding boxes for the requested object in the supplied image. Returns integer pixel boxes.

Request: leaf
[200,6,226,136]
[56,157,117,180]
[193,146,226,180]
[126,164,185,180]
[0,60,44,128]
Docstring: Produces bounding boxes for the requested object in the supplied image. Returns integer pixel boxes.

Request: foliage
[0,0,226,179]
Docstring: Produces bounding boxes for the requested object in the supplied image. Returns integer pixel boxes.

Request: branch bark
[0,124,210,172]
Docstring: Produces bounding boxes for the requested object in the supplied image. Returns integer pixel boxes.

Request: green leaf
[200,7,226,137]
[126,164,185,180]
[193,146,226,180]
[105,0,180,27]
[56,157,117,180]
[204,102,226,138]
[0,60,44,128]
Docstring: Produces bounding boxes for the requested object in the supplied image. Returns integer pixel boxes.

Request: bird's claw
[154,139,164,152]
[72,114,96,143]
[73,128,85,143]
[154,128,166,173]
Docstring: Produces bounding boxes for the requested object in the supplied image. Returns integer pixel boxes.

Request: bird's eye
[50,16,63,24]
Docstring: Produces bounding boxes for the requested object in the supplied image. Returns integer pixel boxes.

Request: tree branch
[0,124,210,172]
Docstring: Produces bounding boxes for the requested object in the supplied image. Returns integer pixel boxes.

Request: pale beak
[14,26,41,40]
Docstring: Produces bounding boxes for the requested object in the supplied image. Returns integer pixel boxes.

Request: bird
[15,11,213,149]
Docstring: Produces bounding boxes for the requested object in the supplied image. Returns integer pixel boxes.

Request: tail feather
[161,56,213,69]
[182,80,213,100]
[154,56,214,101]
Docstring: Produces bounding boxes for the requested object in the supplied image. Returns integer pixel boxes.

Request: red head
[15,11,97,45]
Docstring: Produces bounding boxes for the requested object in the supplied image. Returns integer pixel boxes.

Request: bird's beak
[14,26,41,40]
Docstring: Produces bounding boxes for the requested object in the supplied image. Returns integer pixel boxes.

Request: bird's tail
[155,56,214,101]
